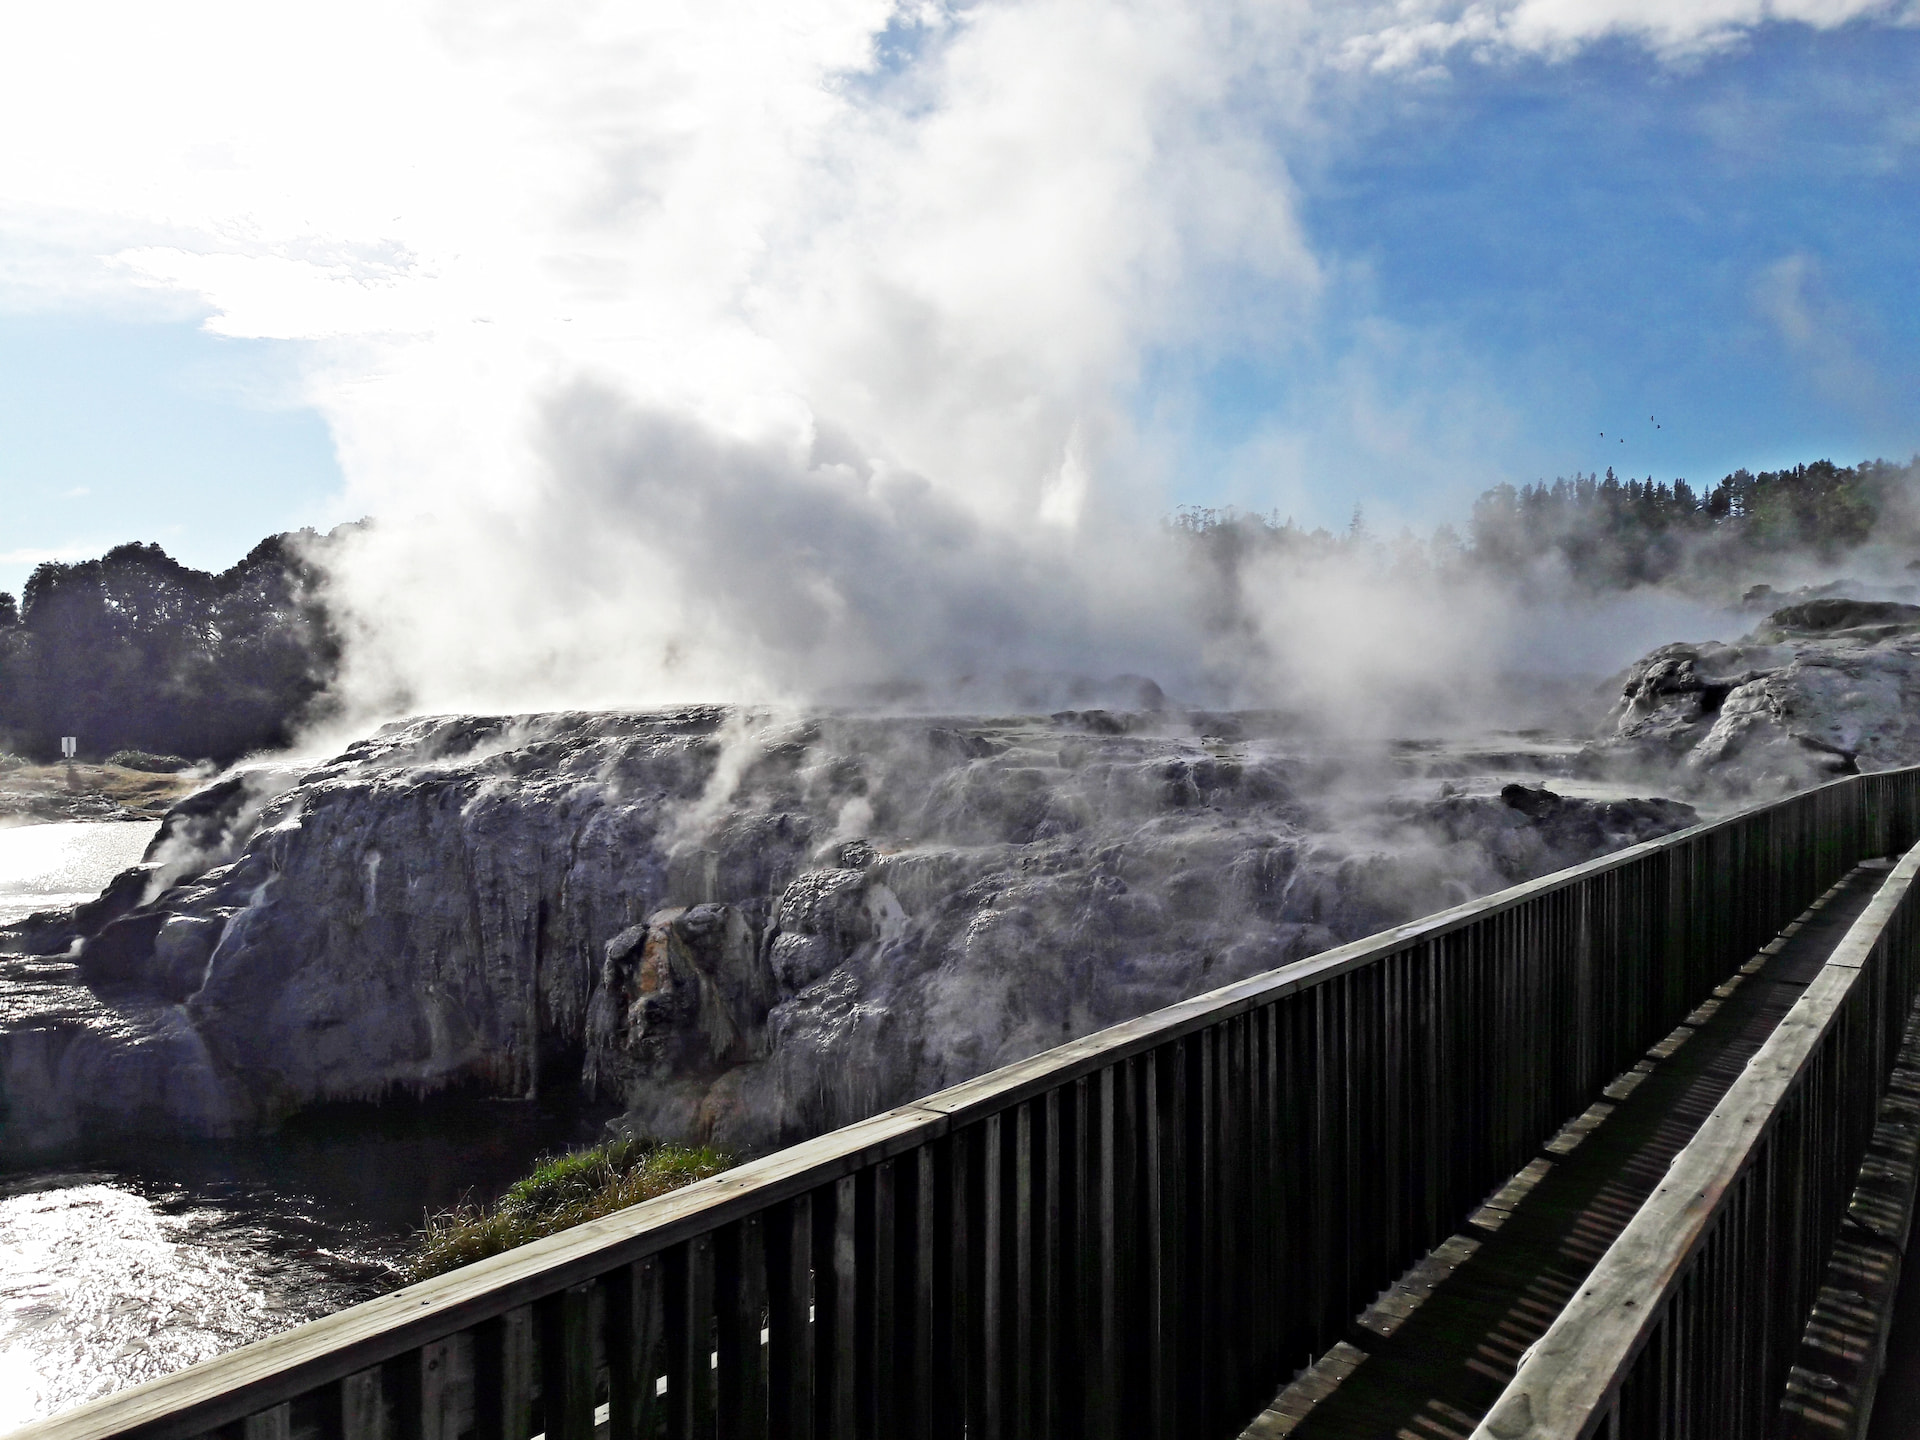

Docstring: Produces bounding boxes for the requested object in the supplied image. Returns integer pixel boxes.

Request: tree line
[1464,458,1913,590]
[0,532,344,764]
[4,456,1916,763]
[1175,455,1920,594]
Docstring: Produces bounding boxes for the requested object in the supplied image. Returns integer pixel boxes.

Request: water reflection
[0,1094,619,1429]
[0,823,625,1428]
[0,1173,381,1430]
[0,821,158,927]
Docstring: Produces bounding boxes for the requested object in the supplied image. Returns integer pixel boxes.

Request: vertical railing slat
[968,1117,1003,1440]
[857,1161,897,1440]
[812,1176,856,1439]
[538,1284,596,1440]
[716,1217,769,1440]
[766,1196,815,1440]
[606,1264,661,1440]
[665,1238,716,1440]
[1007,1108,1033,1440]
[904,1146,937,1440]
[939,1133,972,1440]
[339,1369,389,1440]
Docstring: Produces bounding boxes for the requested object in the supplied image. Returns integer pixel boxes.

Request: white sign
[60,736,76,759]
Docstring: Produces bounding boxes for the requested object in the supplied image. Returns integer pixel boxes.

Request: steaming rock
[1,710,1697,1159]
[1599,600,1920,790]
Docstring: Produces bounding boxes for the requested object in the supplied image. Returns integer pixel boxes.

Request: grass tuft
[402,1138,732,1282]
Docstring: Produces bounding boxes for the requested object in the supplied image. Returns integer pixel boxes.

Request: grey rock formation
[0,951,240,1155]
[1599,600,1920,792]
[2,709,1698,1159]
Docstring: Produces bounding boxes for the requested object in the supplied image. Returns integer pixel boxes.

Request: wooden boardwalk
[1252,861,1898,1439]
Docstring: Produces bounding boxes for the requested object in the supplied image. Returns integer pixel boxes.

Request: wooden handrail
[1471,839,1920,1439]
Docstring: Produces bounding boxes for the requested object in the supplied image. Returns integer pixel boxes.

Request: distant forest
[1176,456,1920,593]
[1461,457,1919,590]
[3,456,1917,763]
[0,533,342,764]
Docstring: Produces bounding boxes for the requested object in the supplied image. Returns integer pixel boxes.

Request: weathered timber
[1774,987,1920,1438]
[1471,839,1920,1439]
[1274,855,1897,1437]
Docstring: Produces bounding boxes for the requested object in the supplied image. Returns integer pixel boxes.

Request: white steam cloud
[1343,0,1914,69]
[0,0,1905,723]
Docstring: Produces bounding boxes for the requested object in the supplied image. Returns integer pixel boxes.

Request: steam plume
[0,0,1904,725]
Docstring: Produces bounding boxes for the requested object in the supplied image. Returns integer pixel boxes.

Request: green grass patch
[402,1138,732,1282]
[104,749,194,773]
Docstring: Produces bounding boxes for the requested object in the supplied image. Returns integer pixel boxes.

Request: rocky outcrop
[1,709,1698,1159]
[1598,601,1920,791]
[0,951,241,1155]
[1416,785,1697,878]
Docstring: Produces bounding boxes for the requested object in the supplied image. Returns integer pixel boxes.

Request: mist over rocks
[1,708,1699,1160]
[1597,599,1920,792]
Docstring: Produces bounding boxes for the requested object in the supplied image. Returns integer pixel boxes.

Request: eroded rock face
[585,902,776,1096]
[0,952,242,1154]
[1,709,1698,1158]
[1599,602,1920,791]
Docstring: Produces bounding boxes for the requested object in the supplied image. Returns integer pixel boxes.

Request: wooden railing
[1471,834,1920,1440]
[15,768,1920,1440]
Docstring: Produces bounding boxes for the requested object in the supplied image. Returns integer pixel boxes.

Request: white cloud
[2,1,1316,528]
[0,0,1910,718]
[1341,0,1914,70]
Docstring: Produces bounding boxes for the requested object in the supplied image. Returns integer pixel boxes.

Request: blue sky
[1171,21,1920,526]
[0,315,342,596]
[1,9,1917,599]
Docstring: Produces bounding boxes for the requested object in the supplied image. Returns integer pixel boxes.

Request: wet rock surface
[2,710,1699,1159]
[1598,600,1920,792]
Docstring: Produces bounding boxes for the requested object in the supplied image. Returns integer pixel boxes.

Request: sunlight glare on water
[0,1177,357,1431]
[0,1112,612,1424]
[0,821,158,927]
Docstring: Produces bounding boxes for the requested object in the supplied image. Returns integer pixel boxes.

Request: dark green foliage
[1174,456,1920,598]
[0,531,346,764]
[1465,457,1920,591]
[104,749,195,773]
[0,592,17,628]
